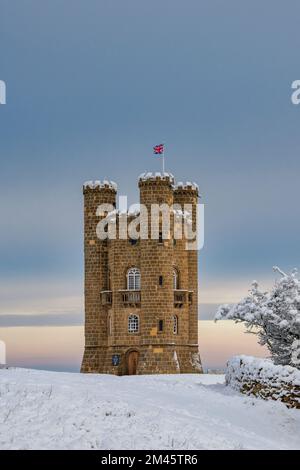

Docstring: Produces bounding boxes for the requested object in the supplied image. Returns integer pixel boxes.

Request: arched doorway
[125,350,139,375]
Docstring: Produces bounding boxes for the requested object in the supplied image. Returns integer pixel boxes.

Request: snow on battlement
[138,172,175,184]
[174,181,199,191]
[83,180,118,191]
[83,175,199,193]
[138,173,199,192]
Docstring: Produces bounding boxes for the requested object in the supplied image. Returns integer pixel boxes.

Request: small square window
[159,275,163,286]
[158,320,164,332]
[129,238,138,246]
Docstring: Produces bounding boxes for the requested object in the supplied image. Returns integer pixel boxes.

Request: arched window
[127,267,141,290]
[173,315,178,335]
[173,269,179,290]
[128,314,139,333]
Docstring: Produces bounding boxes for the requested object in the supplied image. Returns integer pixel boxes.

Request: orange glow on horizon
[0,321,268,371]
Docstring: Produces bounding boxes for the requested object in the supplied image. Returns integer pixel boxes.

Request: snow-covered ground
[0,368,299,450]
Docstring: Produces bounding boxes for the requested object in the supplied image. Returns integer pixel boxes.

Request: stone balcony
[119,290,141,307]
[174,289,187,307]
[101,289,192,308]
[100,290,112,306]
[174,289,194,308]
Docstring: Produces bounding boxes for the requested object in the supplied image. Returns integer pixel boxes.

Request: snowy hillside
[0,368,299,450]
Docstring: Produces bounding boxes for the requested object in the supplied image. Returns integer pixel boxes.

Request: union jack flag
[153,144,164,155]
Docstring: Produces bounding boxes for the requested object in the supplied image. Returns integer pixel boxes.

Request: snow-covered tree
[215,267,300,368]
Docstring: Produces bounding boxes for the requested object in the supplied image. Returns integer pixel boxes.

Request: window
[129,238,138,246]
[128,314,139,333]
[173,315,178,335]
[107,269,111,290]
[158,231,163,244]
[158,319,164,332]
[127,267,141,290]
[108,314,112,336]
[173,269,179,290]
[159,275,163,286]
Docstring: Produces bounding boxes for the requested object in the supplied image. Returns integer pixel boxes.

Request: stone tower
[81,173,202,375]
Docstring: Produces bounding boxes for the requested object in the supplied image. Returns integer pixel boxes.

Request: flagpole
[162,144,165,173]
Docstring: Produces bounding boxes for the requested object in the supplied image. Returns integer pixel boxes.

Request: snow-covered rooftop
[83,180,118,191]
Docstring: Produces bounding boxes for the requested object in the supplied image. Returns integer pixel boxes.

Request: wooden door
[127,351,139,375]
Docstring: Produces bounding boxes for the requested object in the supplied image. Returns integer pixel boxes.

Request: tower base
[81,345,202,375]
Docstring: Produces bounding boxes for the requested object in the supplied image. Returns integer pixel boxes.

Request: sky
[0,1,300,370]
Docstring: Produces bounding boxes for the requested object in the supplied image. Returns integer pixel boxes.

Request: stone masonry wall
[81,175,202,375]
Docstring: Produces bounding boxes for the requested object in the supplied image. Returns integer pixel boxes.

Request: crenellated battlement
[83,180,117,192]
[138,172,175,186]
[83,175,199,195]
[174,181,199,195]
